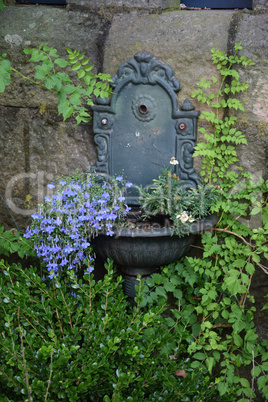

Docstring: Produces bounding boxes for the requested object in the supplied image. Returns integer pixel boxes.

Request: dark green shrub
[0,258,219,401]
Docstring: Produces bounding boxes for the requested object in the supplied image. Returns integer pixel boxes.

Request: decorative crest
[111,51,181,93]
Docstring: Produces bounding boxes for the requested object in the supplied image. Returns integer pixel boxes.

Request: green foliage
[0,225,34,259]
[0,260,218,401]
[141,186,268,399]
[0,44,112,125]
[138,164,218,236]
[138,43,268,401]
[191,43,254,184]
[0,0,4,10]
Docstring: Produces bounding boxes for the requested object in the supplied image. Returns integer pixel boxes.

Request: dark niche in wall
[182,0,252,8]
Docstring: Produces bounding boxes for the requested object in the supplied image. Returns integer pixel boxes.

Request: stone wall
[1,2,267,231]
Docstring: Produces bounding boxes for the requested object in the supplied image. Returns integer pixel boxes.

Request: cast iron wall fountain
[92,52,217,303]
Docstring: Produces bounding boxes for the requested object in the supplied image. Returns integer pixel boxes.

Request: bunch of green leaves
[140,179,268,400]
[0,0,4,10]
[138,166,218,236]
[0,259,219,401]
[140,236,268,400]
[139,43,268,401]
[0,43,112,125]
[191,42,254,184]
[0,225,33,259]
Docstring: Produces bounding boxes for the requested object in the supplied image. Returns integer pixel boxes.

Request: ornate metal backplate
[92,51,201,204]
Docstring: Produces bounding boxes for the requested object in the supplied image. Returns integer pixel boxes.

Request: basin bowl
[92,214,218,276]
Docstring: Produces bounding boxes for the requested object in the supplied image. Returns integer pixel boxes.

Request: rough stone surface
[0,6,102,108]
[104,10,232,106]
[253,0,268,8]
[0,106,96,231]
[234,14,268,180]
[67,0,180,10]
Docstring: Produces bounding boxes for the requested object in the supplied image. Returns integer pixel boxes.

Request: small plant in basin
[138,157,218,236]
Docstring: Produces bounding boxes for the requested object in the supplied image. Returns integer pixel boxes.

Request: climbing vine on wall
[140,43,268,400]
[0,44,112,125]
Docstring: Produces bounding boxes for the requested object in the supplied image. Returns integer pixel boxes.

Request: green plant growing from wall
[139,43,268,401]
[191,43,254,185]
[0,44,112,125]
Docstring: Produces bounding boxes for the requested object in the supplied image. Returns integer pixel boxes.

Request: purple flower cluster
[25,173,132,279]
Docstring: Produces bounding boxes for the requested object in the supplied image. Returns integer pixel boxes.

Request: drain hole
[139,103,148,115]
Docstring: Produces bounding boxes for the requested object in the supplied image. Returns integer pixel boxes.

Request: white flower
[170,157,179,165]
[176,211,195,224]
[176,211,189,223]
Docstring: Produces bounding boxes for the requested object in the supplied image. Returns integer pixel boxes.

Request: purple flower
[106,212,117,220]
[85,265,94,274]
[31,212,43,220]
[81,241,90,249]
[51,244,61,253]
[47,261,58,272]
[55,216,62,225]
[69,232,80,240]
[25,171,132,279]
[24,229,33,239]
[44,225,55,234]
[60,257,68,266]
[64,245,74,255]
[47,183,55,189]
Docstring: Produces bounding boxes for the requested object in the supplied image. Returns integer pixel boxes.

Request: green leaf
[78,69,85,79]
[69,92,81,105]
[0,59,11,92]
[218,382,228,396]
[72,63,81,71]
[54,58,69,68]
[250,206,262,215]
[155,286,167,298]
[233,333,243,347]
[224,270,247,295]
[62,105,74,121]
[193,352,206,360]
[163,281,175,292]
[205,357,215,373]
[258,375,268,389]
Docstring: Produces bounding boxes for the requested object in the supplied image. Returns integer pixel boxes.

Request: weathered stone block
[235,14,268,180]
[253,0,268,9]
[0,6,102,108]
[0,105,96,231]
[67,0,180,10]
[103,10,232,108]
